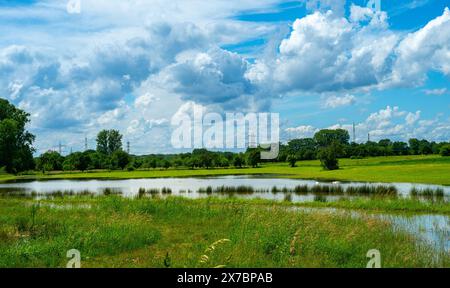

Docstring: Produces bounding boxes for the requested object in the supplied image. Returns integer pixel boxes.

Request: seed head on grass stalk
[199,239,232,267]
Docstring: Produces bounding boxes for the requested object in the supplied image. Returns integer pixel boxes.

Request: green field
[3,155,450,185]
[1,196,448,268]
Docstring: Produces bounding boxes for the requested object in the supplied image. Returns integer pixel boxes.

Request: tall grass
[410,187,446,202]
[136,187,172,197]
[197,184,398,196]
[410,187,445,197]
[198,185,268,195]
[0,196,448,268]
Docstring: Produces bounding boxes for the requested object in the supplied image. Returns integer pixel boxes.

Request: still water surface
[1,175,449,198]
[0,176,448,254]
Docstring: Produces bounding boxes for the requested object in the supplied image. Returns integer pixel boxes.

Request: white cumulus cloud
[323,94,356,108]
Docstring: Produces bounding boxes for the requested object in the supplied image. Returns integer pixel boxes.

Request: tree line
[32,128,450,172]
[1,99,449,174]
[278,129,450,169]
[36,130,131,172]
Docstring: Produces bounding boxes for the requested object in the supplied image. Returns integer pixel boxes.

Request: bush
[317,146,339,170]
[440,145,450,157]
[287,154,297,167]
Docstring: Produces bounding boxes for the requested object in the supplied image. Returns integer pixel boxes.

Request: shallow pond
[1,176,448,256]
[1,175,449,199]
[294,206,449,255]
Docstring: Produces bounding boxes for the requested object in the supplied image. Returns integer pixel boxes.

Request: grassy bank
[3,155,450,185]
[0,196,448,268]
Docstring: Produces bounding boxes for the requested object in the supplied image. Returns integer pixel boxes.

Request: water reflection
[1,176,449,199]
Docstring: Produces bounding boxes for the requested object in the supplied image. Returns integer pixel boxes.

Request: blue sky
[0,0,449,154]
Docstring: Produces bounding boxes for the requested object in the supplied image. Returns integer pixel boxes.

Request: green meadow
[0,196,448,268]
[1,155,449,268]
[4,155,450,185]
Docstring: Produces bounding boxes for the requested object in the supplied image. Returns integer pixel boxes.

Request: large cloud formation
[1,2,449,153]
[248,7,450,93]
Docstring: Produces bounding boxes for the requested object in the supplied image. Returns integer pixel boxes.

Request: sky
[0,0,449,155]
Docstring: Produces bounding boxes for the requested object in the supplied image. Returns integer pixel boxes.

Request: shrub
[287,154,297,167]
[317,146,339,170]
[440,145,450,157]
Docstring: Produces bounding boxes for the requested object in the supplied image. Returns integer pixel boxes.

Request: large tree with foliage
[441,145,450,157]
[287,138,316,160]
[313,129,348,170]
[0,99,35,173]
[96,129,123,155]
[63,152,91,171]
[317,144,340,170]
[246,148,260,168]
[36,151,64,172]
[111,150,130,170]
[233,153,244,168]
[314,129,350,148]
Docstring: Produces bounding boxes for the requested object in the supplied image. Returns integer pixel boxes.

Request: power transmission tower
[59,142,62,154]
[85,136,88,151]
[127,141,130,154]
[368,133,371,142]
[352,122,356,143]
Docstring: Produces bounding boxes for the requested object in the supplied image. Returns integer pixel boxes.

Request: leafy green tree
[0,99,35,173]
[277,143,289,162]
[63,152,90,171]
[148,158,158,169]
[111,150,130,170]
[184,157,195,169]
[287,154,297,167]
[408,138,420,155]
[162,159,171,170]
[314,129,350,148]
[364,141,382,157]
[418,139,432,155]
[246,148,260,168]
[431,142,441,154]
[131,157,143,169]
[287,138,316,160]
[96,130,109,155]
[96,129,123,155]
[317,143,340,170]
[233,154,244,168]
[378,139,393,156]
[192,149,213,168]
[217,156,230,168]
[346,142,365,158]
[440,145,450,157]
[172,157,183,168]
[36,151,64,172]
[392,141,409,155]
[83,150,105,170]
